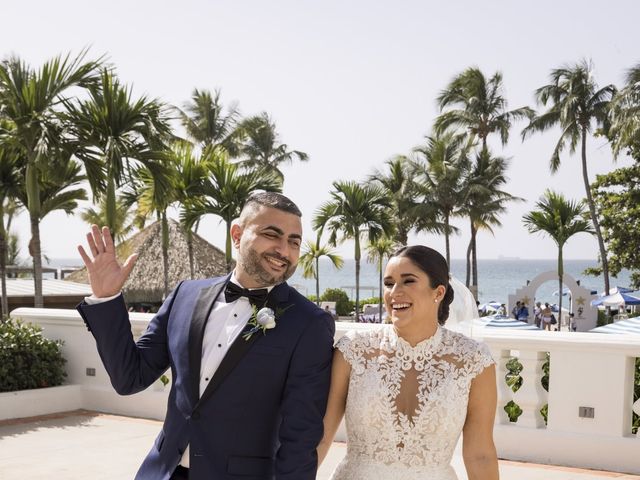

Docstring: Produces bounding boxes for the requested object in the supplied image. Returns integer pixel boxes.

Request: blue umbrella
[461,314,540,330]
[590,291,640,307]
[590,317,640,334]
[479,301,502,313]
[598,286,635,296]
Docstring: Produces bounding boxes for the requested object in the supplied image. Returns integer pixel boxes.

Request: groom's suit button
[192,411,201,420]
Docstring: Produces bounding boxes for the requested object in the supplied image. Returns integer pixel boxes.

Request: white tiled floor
[0,411,637,480]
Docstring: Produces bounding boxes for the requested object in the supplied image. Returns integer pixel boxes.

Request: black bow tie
[224,282,269,307]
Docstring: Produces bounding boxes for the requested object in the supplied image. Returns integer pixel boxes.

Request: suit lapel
[188,277,228,405]
[196,282,292,408]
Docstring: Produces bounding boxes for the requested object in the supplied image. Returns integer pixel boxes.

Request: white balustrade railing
[3,309,639,474]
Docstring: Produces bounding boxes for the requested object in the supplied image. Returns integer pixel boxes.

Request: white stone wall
[4,308,640,475]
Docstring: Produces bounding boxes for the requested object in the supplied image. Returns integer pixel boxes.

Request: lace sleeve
[469,341,495,379]
[335,330,364,373]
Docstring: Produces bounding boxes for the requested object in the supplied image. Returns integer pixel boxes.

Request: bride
[317,245,499,480]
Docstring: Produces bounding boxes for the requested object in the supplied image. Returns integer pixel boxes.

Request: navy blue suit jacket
[77,276,335,480]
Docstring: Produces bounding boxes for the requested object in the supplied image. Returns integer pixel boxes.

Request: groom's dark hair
[240,191,302,222]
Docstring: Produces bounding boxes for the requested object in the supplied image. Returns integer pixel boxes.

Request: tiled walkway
[0,411,637,479]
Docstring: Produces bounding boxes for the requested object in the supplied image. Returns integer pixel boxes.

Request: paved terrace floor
[0,411,638,480]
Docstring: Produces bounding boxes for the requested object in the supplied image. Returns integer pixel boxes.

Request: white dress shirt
[85,274,272,469]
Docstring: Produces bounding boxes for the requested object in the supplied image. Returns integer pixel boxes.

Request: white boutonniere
[243,305,292,341]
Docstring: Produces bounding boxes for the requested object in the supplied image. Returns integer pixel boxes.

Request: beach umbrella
[590,291,640,307]
[590,317,640,334]
[479,301,501,313]
[552,287,572,297]
[459,314,540,331]
[598,286,635,296]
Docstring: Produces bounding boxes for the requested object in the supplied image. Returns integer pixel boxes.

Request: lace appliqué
[331,325,494,480]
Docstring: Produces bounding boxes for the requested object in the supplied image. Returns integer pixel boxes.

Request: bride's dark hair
[390,245,454,325]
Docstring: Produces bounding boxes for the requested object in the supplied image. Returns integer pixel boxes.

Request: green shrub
[321,288,354,316]
[359,297,381,306]
[596,309,608,326]
[0,319,66,392]
[505,357,523,392]
[504,400,522,422]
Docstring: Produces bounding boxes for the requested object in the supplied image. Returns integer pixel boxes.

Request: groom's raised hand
[78,225,138,298]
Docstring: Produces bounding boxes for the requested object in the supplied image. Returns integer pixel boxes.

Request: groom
[76,192,335,480]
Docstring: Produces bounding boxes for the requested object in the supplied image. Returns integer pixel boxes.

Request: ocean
[48,257,632,305]
[287,258,632,305]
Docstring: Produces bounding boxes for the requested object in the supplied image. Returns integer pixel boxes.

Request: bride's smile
[383,256,445,346]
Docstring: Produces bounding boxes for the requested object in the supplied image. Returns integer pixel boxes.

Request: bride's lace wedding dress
[330,325,494,480]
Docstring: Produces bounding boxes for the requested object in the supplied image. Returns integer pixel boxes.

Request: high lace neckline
[389,324,443,355]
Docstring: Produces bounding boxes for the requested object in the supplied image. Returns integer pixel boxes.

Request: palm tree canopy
[522,190,594,248]
[313,181,394,248]
[461,147,523,234]
[180,147,282,229]
[366,236,397,266]
[298,240,344,280]
[238,112,308,181]
[609,63,640,156]
[0,50,102,140]
[14,157,87,219]
[66,68,174,195]
[0,129,23,203]
[81,196,135,243]
[522,59,616,171]
[369,155,444,242]
[436,67,533,145]
[412,130,470,230]
[179,88,241,154]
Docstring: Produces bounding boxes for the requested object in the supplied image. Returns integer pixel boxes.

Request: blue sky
[2,0,638,261]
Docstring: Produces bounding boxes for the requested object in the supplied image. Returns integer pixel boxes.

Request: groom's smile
[232,205,302,288]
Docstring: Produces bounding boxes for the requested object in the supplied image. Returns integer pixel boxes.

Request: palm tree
[179,88,242,155]
[369,155,442,245]
[522,60,616,294]
[313,181,393,319]
[412,131,470,264]
[125,162,178,298]
[81,196,135,244]
[181,147,282,272]
[238,113,308,183]
[366,236,397,321]
[14,157,88,297]
[298,238,344,304]
[435,67,533,150]
[0,50,102,307]
[171,141,210,279]
[0,137,22,318]
[609,64,640,156]
[523,190,594,331]
[461,148,522,296]
[66,68,173,236]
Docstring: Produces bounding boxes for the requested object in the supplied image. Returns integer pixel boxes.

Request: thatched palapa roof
[66,219,229,303]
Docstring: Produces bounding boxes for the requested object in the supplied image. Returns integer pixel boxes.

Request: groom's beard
[238,247,297,287]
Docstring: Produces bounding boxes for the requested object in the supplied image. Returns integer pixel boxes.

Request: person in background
[533,302,542,328]
[517,302,530,322]
[541,302,553,331]
[511,301,521,319]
